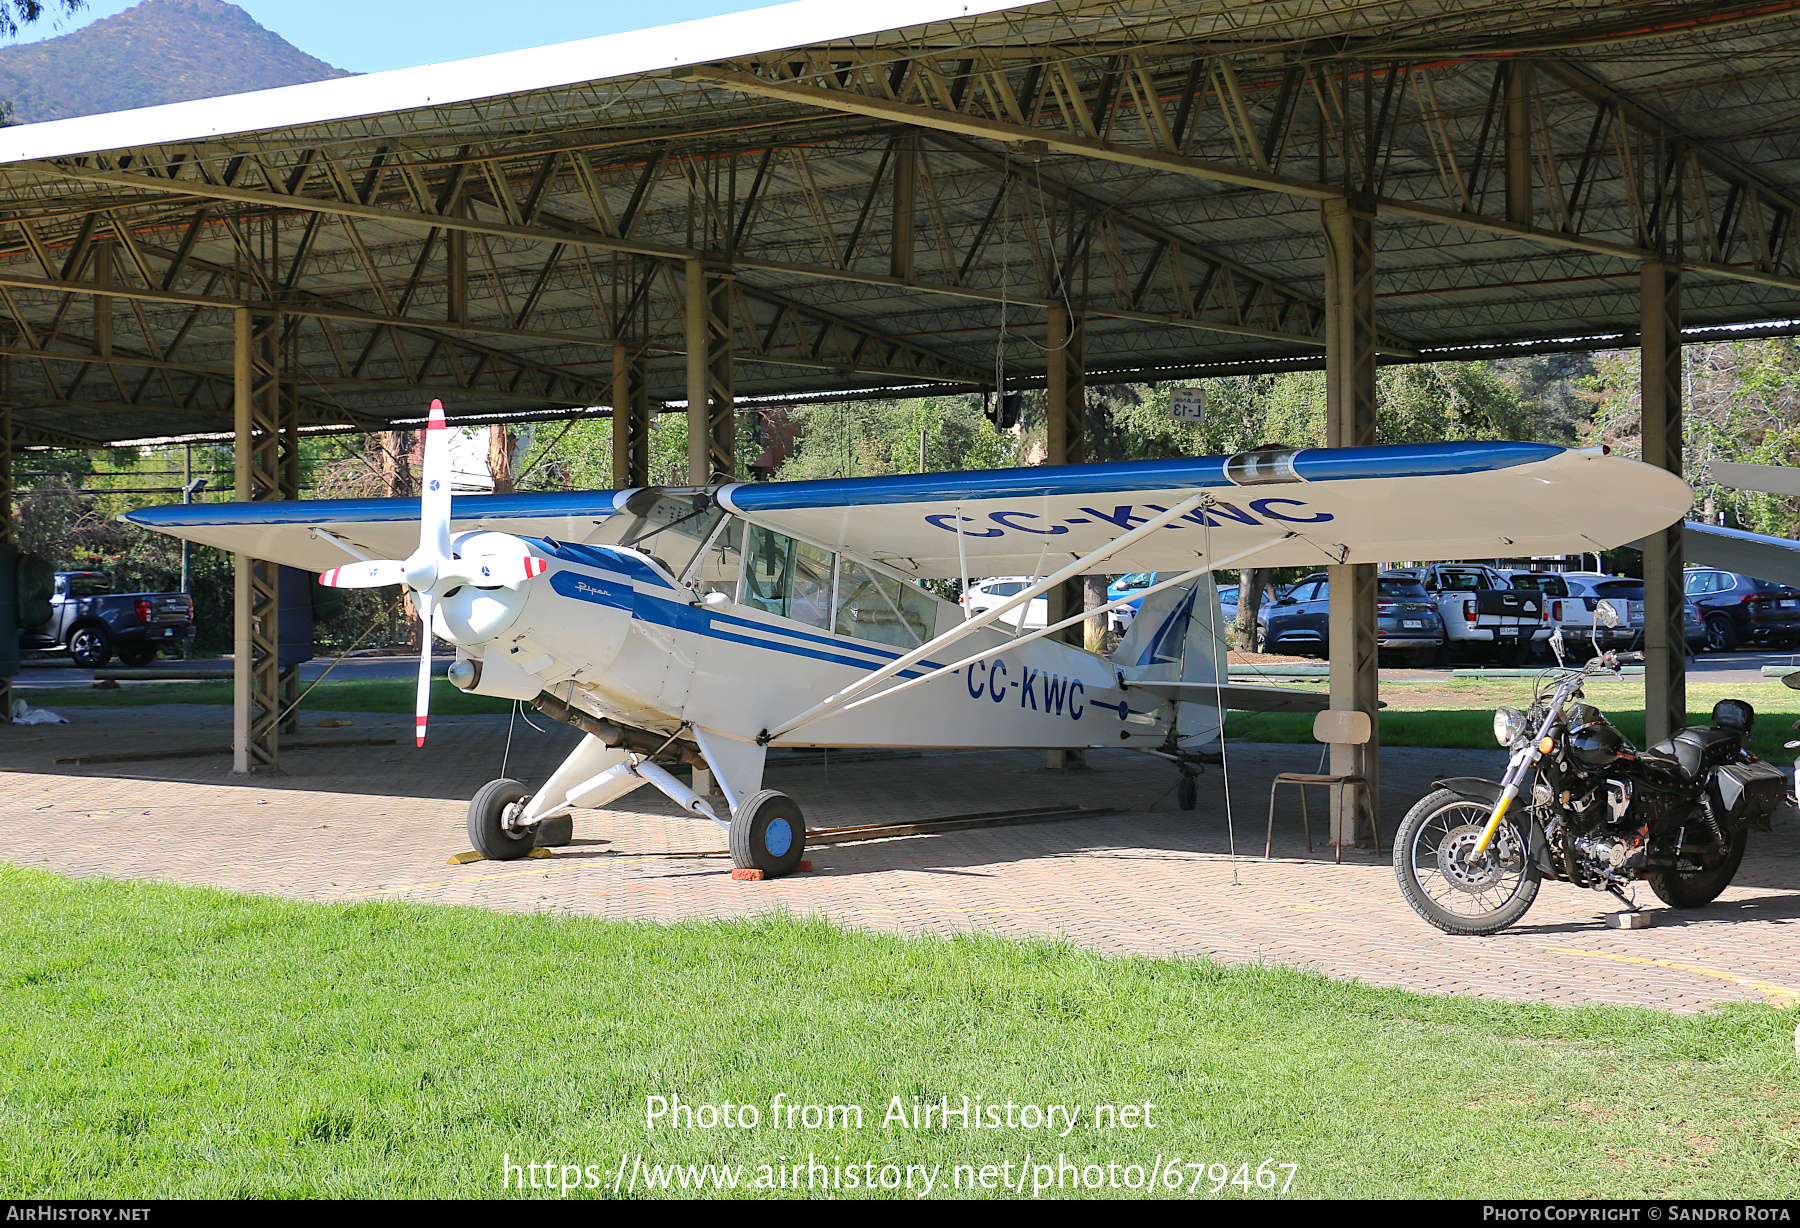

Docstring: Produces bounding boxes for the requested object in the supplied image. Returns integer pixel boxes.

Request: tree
[0,0,83,39]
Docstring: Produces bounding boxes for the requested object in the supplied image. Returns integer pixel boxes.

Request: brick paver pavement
[3,703,1797,1012]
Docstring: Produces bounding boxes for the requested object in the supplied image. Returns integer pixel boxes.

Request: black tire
[1393,788,1542,935]
[467,778,536,861]
[68,625,113,669]
[1649,826,1748,908]
[1704,615,1739,654]
[729,789,806,877]
[1177,773,1198,811]
[117,645,157,668]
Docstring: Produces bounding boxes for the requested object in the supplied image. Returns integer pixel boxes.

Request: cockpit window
[587,488,724,580]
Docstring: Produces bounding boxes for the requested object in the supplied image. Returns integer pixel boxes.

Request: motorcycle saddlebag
[1707,761,1788,822]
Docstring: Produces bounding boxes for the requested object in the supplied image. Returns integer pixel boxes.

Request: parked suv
[1684,566,1800,652]
[962,575,1047,629]
[1256,571,1445,665]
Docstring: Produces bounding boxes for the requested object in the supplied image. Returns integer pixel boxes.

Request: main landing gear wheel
[467,777,535,862]
[729,789,807,878]
[1649,826,1748,908]
[1177,773,1198,811]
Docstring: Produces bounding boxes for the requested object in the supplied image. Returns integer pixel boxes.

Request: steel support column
[0,400,12,726]
[1641,260,1687,744]
[612,343,654,488]
[1504,63,1534,228]
[1322,197,1380,849]
[1045,305,1087,770]
[232,308,282,774]
[276,373,302,736]
[684,259,734,485]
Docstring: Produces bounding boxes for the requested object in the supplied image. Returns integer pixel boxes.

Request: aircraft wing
[1121,681,1336,714]
[118,490,625,573]
[1681,521,1800,589]
[1703,460,1800,499]
[717,442,1692,579]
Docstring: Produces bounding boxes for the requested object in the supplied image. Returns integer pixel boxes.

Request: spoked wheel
[467,777,536,861]
[1393,788,1541,935]
[1649,826,1748,908]
[1704,615,1738,654]
[729,789,807,878]
[1177,772,1198,811]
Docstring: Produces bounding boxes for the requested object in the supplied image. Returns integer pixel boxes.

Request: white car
[962,576,1048,629]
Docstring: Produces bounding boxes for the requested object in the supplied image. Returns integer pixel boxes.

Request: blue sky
[5,0,777,73]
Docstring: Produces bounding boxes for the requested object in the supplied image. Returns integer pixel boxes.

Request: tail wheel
[467,778,535,861]
[1393,789,1541,935]
[729,789,807,877]
[1649,826,1748,908]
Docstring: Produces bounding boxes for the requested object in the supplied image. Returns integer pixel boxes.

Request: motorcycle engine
[1570,827,1650,880]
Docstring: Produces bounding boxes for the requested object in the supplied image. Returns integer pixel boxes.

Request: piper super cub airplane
[124,403,1692,878]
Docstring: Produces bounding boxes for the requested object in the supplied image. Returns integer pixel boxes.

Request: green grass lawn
[1,865,1795,1199]
[25,677,515,716]
[1227,678,1800,759]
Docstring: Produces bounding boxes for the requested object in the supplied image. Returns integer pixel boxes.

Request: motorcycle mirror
[1549,624,1566,666]
[1785,740,1800,750]
[1783,670,1800,691]
[1594,599,1621,628]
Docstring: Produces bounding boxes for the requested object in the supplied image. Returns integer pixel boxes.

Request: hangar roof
[4,0,1800,447]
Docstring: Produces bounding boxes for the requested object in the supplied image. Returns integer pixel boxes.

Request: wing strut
[765,492,1211,740]
[770,532,1291,741]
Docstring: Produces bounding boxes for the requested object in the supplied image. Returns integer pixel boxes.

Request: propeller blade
[319,561,405,589]
[420,399,452,565]
[440,555,549,587]
[415,589,434,748]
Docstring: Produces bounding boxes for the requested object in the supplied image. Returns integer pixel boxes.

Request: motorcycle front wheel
[1649,826,1748,908]
[1393,788,1542,935]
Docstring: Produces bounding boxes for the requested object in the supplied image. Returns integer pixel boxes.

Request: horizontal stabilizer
[1122,681,1336,714]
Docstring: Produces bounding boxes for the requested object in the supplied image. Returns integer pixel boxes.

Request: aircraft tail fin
[1109,574,1230,749]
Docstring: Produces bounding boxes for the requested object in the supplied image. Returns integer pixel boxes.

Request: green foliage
[775,396,1017,481]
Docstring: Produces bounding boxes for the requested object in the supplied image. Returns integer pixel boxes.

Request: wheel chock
[729,860,812,881]
[445,847,555,865]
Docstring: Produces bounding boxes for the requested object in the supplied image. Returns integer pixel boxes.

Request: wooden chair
[1266,710,1375,863]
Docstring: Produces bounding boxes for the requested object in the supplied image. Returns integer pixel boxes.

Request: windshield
[585,488,724,581]
[1507,574,1568,596]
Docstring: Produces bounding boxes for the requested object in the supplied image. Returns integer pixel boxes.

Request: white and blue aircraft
[124,405,1691,878]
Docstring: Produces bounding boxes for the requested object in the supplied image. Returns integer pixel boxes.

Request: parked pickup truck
[1393,562,1546,664]
[18,570,193,667]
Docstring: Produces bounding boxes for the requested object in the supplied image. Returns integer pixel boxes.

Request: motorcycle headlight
[1493,706,1528,746]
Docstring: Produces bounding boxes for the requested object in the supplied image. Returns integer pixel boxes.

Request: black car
[1257,571,1446,665]
[1685,566,1800,652]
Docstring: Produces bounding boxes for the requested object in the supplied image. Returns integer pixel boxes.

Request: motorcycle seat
[1642,725,1742,780]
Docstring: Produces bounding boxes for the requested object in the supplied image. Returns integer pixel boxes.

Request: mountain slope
[0,0,350,125]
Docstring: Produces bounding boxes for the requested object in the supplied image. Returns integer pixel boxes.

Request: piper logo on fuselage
[923,498,1333,537]
[964,658,1086,719]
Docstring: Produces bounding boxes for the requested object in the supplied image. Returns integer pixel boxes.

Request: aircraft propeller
[319,399,546,746]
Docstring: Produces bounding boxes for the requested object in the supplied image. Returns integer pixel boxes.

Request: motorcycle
[1393,608,1789,935]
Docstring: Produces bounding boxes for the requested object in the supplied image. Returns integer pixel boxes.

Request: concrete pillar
[684,259,734,486]
[232,307,282,773]
[1641,260,1686,744]
[611,343,653,488]
[1321,197,1380,849]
